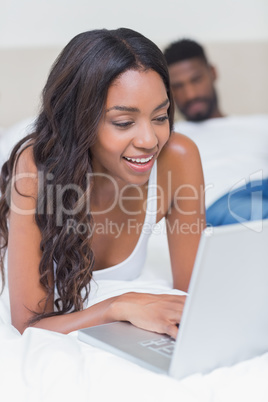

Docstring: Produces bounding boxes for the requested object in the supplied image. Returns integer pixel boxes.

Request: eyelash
[112,115,168,128]
[154,115,169,123]
[112,121,133,128]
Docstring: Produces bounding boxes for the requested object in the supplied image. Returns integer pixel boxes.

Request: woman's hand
[110,292,186,339]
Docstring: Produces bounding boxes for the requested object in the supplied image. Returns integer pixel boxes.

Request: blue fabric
[206,179,268,226]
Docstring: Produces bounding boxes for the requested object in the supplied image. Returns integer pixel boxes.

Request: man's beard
[180,90,218,122]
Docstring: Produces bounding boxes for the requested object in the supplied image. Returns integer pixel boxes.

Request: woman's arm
[8,146,183,338]
[16,293,184,339]
[161,133,206,292]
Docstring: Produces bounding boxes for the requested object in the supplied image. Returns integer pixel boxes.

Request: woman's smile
[122,153,156,173]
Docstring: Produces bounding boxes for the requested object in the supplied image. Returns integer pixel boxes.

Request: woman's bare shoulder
[159,131,201,170]
[13,142,38,197]
[14,141,37,175]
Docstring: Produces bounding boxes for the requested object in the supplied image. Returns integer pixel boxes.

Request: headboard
[0,41,268,128]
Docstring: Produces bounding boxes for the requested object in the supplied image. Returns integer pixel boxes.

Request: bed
[1,244,268,402]
[1,122,268,402]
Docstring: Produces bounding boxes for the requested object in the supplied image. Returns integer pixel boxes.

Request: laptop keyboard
[139,337,175,359]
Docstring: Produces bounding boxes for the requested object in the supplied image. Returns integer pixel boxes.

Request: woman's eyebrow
[154,98,170,111]
[106,99,170,114]
[106,105,139,113]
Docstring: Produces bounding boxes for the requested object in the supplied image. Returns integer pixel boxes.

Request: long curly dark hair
[0,28,174,324]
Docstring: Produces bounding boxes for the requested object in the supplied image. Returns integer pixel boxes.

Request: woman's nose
[132,122,158,150]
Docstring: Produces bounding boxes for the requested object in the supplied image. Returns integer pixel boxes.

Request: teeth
[125,155,153,164]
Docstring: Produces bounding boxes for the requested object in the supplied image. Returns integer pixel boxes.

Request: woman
[0,28,205,338]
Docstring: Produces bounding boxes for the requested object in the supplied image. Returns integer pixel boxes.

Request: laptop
[78,219,268,380]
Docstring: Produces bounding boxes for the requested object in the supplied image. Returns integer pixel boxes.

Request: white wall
[1,0,268,48]
[0,0,268,127]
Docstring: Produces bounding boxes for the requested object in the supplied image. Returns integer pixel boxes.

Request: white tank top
[92,162,158,281]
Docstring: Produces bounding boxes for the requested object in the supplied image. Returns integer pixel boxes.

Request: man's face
[168,58,218,122]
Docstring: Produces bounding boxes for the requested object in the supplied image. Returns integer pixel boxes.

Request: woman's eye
[154,115,169,123]
[112,121,133,128]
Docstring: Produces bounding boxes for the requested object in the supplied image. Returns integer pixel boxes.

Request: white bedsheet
[174,115,268,207]
[1,234,268,402]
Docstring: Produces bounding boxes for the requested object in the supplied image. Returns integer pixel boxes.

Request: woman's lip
[123,154,155,173]
[123,153,155,160]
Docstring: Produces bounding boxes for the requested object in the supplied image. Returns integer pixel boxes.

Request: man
[163,39,268,226]
[164,39,223,122]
